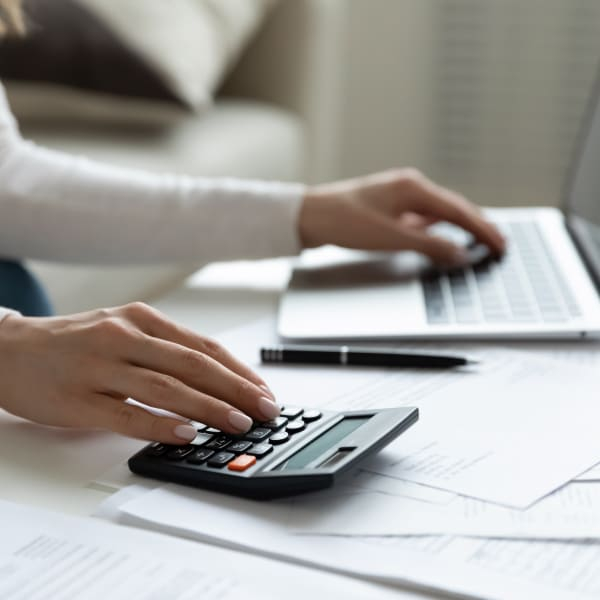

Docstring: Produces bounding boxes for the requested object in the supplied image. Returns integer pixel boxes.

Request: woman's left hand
[299,168,505,265]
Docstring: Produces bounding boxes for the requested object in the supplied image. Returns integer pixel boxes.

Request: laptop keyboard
[422,221,582,325]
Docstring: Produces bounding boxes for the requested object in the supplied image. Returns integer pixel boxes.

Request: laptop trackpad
[279,248,427,340]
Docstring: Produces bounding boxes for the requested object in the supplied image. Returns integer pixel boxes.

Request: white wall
[338,0,600,208]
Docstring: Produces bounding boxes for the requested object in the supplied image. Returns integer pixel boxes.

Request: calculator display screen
[274,416,370,471]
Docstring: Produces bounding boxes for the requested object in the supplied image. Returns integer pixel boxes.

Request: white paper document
[359,354,600,508]
[576,461,600,481]
[285,470,600,538]
[107,473,600,542]
[215,318,600,508]
[358,535,600,599]
[109,484,594,600]
[0,499,414,600]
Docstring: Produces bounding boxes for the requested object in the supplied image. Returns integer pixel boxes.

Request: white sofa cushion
[79,0,278,109]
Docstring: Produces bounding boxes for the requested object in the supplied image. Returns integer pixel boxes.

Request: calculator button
[205,427,221,434]
[269,431,290,445]
[228,440,253,454]
[166,445,195,461]
[281,406,304,420]
[207,452,236,468]
[145,442,169,457]
[246,443,273,458]
[244,427,271,442]
[190,432,213,446]
[286,420,306,434]
[227,454,257,472]
[191,422,207,431]
[186,448,215,465]
[261,416,288,430]
[205,435,232,450]
[302,410,322,423]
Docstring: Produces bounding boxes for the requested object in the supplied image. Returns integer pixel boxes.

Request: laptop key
[483,310,511,322]
[541,310,568,322]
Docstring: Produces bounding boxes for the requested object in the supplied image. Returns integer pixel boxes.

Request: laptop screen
[566,71,600,286]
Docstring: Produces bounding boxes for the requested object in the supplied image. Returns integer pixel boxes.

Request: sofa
[9,0,345,314]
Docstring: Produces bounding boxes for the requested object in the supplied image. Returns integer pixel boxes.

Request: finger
[120,303,274,398]
[83,393,200,444]
[122,334,280,423]
[397,212,439,230]
[328,204,465,263]
[391,226,468,264]
[104,362,277,434]
[399,178,506,255]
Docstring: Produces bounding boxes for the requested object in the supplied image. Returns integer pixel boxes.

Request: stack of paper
[95,317,600,600]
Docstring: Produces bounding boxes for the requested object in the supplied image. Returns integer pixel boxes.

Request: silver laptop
[278,76,600,341]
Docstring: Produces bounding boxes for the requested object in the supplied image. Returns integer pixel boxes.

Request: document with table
[91,316,600,600]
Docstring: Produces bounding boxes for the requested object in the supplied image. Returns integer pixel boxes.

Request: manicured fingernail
[174,424,197,441]
[228,410,253,432]
[260,383,276,400]
[258,396,280,420]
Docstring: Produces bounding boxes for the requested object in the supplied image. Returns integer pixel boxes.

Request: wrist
[298,189,318,249]
[298,187,338,249]
[0,308,21,328]
[0,310,23,412]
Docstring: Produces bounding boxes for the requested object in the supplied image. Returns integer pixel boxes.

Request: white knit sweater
[0,85,305,320]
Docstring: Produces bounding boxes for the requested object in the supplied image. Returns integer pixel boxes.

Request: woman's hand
[299,168,505,263]
[0,302,279,444]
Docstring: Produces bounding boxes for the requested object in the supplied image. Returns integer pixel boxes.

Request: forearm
[0,137,304,265]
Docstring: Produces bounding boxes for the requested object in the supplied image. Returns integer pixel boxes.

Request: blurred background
[3,0,599,312]
[339,0,600,208]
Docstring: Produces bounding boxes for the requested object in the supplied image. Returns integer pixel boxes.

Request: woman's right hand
[0,302,280,444]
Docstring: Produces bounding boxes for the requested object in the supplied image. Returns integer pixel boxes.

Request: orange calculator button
[228,454,257,472]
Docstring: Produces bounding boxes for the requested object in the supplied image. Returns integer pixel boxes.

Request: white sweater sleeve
[0,307,18,322]
[0,85,305,265]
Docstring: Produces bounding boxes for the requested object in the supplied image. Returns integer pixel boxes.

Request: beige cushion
[79,0,278,109]
[5,0,277,124]
[5,82,188,126]
[20,99,304,180]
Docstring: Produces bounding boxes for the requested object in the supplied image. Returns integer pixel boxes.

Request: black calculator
[128,405,418,499]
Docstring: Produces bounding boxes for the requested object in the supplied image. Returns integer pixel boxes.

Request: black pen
[260,346,476,369]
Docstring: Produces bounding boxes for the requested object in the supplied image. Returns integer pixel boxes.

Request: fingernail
[228,410,253,432]
[260,383,276,400]
[258,396,280,420]
[174,424,197,441]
